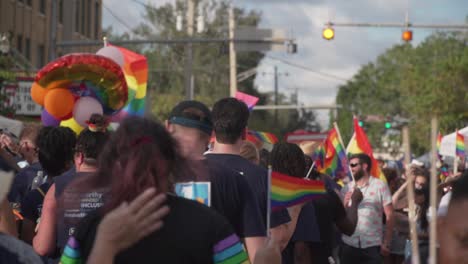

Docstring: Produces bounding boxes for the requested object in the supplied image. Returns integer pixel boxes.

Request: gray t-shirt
[0,232,43,263]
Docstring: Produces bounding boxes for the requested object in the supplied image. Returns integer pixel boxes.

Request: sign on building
[5,79,42,116]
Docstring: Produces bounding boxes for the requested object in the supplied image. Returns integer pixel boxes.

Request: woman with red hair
[60,116,249,264]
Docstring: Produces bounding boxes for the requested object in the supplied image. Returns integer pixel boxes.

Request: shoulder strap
[37,187,46,198]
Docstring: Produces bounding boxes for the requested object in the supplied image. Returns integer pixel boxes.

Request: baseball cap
[168,100,213,135]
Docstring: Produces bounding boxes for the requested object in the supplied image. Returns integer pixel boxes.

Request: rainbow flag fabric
[213,234,250,264]
[248,130,278,144]
[271,171,326,211]
[347,117,386,182]
[110,44,148,120]
[436,132,442,153]
[456,130,465,157]
[314,128,351,181]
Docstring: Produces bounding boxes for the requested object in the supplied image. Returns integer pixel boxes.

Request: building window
[59,0,64,24]
[75,0,80,32]
[37,44,45,68]
[94,1,100,38]
[25,38,30,60]
[87,0,92,37]
[40,0,46,14]
[17,35,23,53]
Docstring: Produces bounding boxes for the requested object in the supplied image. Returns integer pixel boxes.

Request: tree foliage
[105,0,321,136]
[336,31,468,155]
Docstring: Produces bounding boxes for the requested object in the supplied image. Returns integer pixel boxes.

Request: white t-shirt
[341,176,392,248]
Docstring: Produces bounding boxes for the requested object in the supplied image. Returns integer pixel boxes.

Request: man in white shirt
[341,153,394,264]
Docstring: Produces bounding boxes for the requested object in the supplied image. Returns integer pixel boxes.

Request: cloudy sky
[102,0,467,127]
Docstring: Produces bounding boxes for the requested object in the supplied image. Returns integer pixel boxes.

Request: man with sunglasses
[340,153,394,264]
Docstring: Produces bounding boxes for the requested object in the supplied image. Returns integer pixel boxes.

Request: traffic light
[402,30,413,42]
[358,120,364,127]
[322,27,335,40]
[385,122,392,129]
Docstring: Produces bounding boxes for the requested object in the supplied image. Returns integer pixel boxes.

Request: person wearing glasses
[340,153,394,264]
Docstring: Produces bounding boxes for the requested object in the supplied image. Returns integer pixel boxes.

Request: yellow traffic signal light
[322,27,335,40]
[402,30,413,42]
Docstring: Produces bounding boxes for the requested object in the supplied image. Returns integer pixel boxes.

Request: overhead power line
[102,3,134,33]
[265,55,348,83]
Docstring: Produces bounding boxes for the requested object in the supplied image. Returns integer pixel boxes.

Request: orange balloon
[30,83,48,106]
[44,88,75,119]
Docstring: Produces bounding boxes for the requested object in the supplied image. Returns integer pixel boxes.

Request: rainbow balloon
[32,54,128,114]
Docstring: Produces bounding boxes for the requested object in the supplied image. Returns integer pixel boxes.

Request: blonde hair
[240,140,260,165]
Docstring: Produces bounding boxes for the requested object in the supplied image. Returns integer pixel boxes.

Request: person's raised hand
[94,188,170,255]
[351,188,363,205]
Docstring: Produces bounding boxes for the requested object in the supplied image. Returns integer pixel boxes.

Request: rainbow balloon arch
[31,45,148,134]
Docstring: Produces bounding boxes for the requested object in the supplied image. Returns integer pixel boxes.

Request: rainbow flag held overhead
[314,128,351,181]
[270,170,326,212]
[110,44,148,120]
[347,117,386,182]
[248,130,278,145]
[456,130,465,158]
[436,132,443,160]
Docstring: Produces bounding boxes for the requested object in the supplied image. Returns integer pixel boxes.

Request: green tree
[336,31,468,155]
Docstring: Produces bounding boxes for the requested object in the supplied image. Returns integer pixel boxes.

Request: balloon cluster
[31,52,128,134]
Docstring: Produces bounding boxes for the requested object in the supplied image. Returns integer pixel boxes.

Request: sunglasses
[350,163,360,168]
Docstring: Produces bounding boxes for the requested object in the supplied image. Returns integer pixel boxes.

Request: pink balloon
[73,97,104,127]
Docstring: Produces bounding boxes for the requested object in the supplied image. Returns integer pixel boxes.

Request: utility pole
[229,5,237,97]
[184,0,195,100]
[429,116,438,264]
[48,0,58,61]
[274,66,278,123]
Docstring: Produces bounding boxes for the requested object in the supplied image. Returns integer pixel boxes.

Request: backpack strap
[37,187,46,198]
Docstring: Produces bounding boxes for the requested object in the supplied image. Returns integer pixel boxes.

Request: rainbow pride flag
[456,130,465,157]
[271,170,326,211]
[314,127,351,181]
[248,130,278,145]
[213,234,249,264]
[436,132,442,153]
[111,45,148,120]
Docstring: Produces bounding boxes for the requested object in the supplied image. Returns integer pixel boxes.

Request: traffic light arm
[325,22,468,30]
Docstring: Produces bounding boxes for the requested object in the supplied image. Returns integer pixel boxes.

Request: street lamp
[0,33,10,54]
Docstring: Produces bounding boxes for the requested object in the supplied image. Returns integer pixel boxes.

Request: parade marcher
[20,127,76,245]
[4,123,42,206]
[340,153,394,264]
[240,140,260,165]
[165,100,265,261]
[60,116,250,263]
[438,170,468,264]
[33,114,110,260]
[206,98,292,250]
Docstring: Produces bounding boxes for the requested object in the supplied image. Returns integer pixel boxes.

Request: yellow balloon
[60,117,84,135]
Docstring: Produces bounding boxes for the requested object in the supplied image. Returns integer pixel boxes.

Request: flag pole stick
[267,166,272,237]
[333,122,355,182]
[305,161,316,179]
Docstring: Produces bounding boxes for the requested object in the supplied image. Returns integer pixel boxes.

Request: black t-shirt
[205,153,291,228]
[63,195,249,264]
[7,163,42,204]
[21,182,52,223]
[309,190,346,263]
[0,233,43,264]
[176,159,265,237]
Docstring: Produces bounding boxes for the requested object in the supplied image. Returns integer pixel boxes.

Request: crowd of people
[0,97,466,264]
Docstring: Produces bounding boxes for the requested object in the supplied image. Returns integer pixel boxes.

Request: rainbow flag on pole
[347,117,386,182]
[314,127,351,180]
[456,130,465,157]
[110,45,148,120]
[270,170,326,212]
[248,130,278,145]
[436,132,443,159]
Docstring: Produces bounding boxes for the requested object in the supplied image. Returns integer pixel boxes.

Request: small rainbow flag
[436,132,442,153]
[270,170,326,212]
[314,127,351,181]
[248,130,278,145]
[456,130,465,157]
[110,44,148,120]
